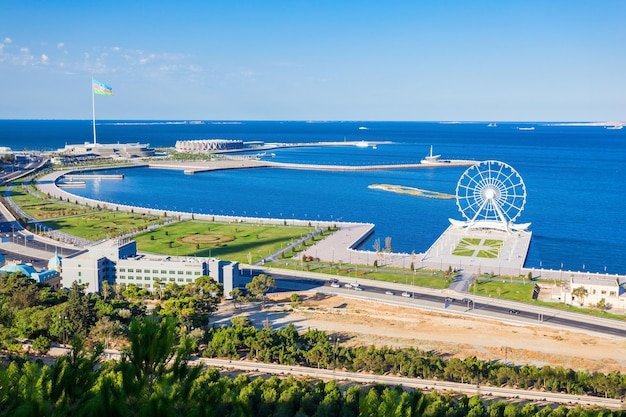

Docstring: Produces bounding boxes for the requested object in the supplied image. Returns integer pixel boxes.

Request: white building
[558,274,626,311]
[61,238,243,295]
[175,139,244,152]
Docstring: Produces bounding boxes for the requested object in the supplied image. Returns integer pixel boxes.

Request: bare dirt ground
[215,293,626,374]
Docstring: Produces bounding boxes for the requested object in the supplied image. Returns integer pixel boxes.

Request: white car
[385,291,395,295]
[330,282,340,288]
[401,292,412,298]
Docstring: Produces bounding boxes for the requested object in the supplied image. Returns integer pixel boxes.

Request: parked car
[385,291,395,296]
[509,309,520,315]
[401,292,412,298]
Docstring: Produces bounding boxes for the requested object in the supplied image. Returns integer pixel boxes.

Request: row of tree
[201,322,626,400]
[1,314,623,417]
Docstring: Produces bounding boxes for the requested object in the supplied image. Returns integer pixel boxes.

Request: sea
[2,120,625,275]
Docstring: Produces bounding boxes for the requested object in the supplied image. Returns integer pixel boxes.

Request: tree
[246,274,275,308]
[65,281,94,339]
[571,286,588,306]
[384,236,392,254]
[31,335,51,354]
[290,293,302,308]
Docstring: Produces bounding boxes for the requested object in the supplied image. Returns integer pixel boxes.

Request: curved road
[195,357,623,409]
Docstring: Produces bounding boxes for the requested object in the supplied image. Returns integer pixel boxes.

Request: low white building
[61,238,243,295]
[562,274,626,310]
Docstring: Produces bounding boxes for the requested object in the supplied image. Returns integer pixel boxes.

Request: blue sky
[1,1,624,121]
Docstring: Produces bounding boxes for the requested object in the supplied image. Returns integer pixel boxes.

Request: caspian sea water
[2,120,625,274]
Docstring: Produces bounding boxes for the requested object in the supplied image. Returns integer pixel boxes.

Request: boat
[355,141,369,148]
[605,125,623,130]
[487,122,497,127]
[358,126,368,130]
[517,127,535,131]
[421,145,441,164]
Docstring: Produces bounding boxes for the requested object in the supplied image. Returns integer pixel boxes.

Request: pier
[64,174,125,180]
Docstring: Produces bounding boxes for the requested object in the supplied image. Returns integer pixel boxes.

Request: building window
[194,271,201,275]
[144,269,150,273]
[153,270,159,274]
[178,278,183,282]
[119,268,126,272]
[186,271,193,275]
[178,271,184,275]
[161,270,167,274]
[186,278,192,283]
[610,291,616,296]
[601,290,607,295]
[169,278,175,282]
[78,272,82,277]
[128,276,133,280]
[128,268,134,273]
[169,271,175,275]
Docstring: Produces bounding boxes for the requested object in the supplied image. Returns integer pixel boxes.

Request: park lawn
[267,261,450,289]
[134,221,314,264]
[8,181,98,220]
[472,280,537,303]
[42,212,164,241]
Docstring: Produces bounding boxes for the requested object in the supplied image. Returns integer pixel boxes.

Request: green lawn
[471,280,536,303]
[42,211,166,241]
[134,221,315,264]
[267,260,451,289]
[7,181,98,220]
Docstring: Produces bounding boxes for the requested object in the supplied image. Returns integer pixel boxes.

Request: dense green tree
[246,273,275,307]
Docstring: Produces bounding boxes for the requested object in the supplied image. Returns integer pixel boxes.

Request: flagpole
[91,77,97,145]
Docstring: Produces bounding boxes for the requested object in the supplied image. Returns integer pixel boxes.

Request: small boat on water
[421,145,441,164]
[517,127,535,131]
[355,141,369,148]
[605,125,623,130]
[487,122,497,127]
[358,126,368,130]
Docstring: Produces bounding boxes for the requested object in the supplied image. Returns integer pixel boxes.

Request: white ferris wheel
[450,160,530,232]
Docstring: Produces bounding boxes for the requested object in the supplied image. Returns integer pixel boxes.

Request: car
[385,291,395,296]
[344,283,352,288]
[444,297,455,303]
[401,292,412,298]
[354,287,364,291]
[509,309,520,315]
[330,282,340,288]
[462,298,471,303]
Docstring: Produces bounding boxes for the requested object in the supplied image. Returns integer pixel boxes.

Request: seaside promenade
[34,160,626,298]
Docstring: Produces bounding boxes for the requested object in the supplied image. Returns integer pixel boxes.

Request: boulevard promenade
[34,165,626,295]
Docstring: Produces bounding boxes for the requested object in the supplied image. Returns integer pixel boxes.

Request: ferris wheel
[452,160,529,232]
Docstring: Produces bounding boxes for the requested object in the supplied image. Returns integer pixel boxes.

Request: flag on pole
[93,79,113,95]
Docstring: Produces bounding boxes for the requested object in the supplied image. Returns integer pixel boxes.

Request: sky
[1,1,625,121]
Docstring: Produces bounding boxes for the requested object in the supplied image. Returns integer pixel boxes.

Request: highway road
[195,357,624,409]
[266,272,626,339]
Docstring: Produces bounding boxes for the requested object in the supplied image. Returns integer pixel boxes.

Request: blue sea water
[2,120,625,274]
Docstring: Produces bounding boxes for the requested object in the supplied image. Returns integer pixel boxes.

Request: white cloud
[3,37,12,44]
[41,54,49,63]
[20,47,29,54]
[57,42,64,48]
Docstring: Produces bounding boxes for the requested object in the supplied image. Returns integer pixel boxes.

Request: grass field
[42,211,166,241]
[134,221,315,264]
[266,260,451,289]
[6,181,99,220]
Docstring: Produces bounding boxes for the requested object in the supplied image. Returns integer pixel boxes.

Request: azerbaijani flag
[93,79,113,96]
